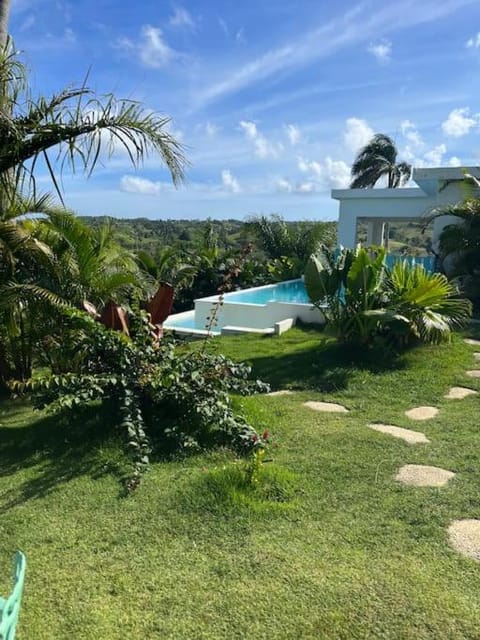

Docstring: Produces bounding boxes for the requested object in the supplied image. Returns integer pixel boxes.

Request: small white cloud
[400,119,423,148]
[296,182,316,194]
[236,27,245,43]
[297,156,322,177]
[20,14,35,31]
[169,7,195,29]
[205,122,219,137]
[221,169,241,193]
[423,143,446,166]
[116,25,176,68]
[239,120,280,159]
[276,178,293,193]
[218,18,229,37]
[448,156,462,167]
[323,157,351,188]
[441,107,479,137]
[344,117,374,153]
[367,38,392,63]
[466,33,480,48]
[120,175,170,196]
[285,124,301,146]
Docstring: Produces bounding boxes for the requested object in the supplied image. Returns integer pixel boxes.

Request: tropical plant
[304,246,471,347]
[20,308,269,491]
[350,134,412,189]
[424,197,480,307]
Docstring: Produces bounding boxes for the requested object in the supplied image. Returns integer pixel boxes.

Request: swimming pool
[163,279,323,336]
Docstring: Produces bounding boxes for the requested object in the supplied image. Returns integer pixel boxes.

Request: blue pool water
[225,279,310,304]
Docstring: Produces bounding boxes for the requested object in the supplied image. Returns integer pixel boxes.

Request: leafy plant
[305,246,471,347]
[18,307,269,491]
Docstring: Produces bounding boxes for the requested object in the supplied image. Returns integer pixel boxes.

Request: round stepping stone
[368,423,429,444]
[405,406,439,420]
[304,401,349,413]
[464,338,480,346]
[448,520,480,561]
[266,390,294,396]
[466,370,480,378]
[444,386,478,400]
[395,464,455,487]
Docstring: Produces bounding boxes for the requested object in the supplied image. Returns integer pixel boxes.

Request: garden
[2,26,480,638]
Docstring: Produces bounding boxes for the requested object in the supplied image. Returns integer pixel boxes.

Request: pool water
[224,279,309,305]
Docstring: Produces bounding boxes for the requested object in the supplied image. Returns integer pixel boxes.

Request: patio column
[366,220,385,246]
[337,207,358,248]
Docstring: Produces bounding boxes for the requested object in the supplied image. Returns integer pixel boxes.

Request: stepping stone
[368,423,429,444]
[395,464,455,487]
[464,338,480,346]
[304,401,349,413]
[466,370,480,378]
[405,406,439,420]
[448,520,480,561]
[474,353,480,361]
[444,386,478,399]
[266,390,294,396]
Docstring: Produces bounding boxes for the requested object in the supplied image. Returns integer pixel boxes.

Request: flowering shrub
[20,307,269,491]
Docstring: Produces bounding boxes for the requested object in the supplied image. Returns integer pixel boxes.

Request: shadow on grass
[0,402,125,513]
[246,338,406,392]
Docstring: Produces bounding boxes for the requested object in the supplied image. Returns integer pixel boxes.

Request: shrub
[20,308,269,491]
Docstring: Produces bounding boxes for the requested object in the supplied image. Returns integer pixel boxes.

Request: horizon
[9,0,480,221]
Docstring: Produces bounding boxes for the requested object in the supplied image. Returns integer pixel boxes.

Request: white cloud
[448,156,462,167]
[400,120,423,148]
[205,122,219,137]
[322,157,351,188]
[344,117,374,153]
[120,175,170,196]
[466,32,480,48]
[236,27,246,43]
[296,182,316,194]
[116,25,176,68]
[423,143,446,166]
[367,38,392,63]
[19,14,35,31]
[285,124,301,146]
[276,178,293,193]
[239,120,281,159]
[297,155,350,189]
[221,169,241,193]
[441,107,479,137]
[169,7,195,29]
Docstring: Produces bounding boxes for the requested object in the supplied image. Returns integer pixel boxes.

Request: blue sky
[9,0,480,220]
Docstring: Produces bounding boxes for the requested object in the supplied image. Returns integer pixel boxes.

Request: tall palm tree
[350,134,412,189]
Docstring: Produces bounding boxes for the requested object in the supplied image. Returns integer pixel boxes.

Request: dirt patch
[368,423,429,444]
[395,464,455,487]
[444,387,478,400]
[448,520,480,561]
[405,406,439,420]
[304,401,349,413]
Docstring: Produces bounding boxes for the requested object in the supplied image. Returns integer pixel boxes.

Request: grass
[1,326,480,638]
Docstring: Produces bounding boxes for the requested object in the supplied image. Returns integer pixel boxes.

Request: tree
[350,134,411,189]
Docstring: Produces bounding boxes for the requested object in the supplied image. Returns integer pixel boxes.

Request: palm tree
[350,134,411,189]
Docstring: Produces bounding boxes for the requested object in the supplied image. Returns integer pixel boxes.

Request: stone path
[267,338,480,558]
[444,386,478,399]
[405,406,439,420]
[304,401,349,413]
[466,370,480,378]
[448,520,480,561]
[395,464,455,487]
[367,423,429,444]
[266,390,294,396]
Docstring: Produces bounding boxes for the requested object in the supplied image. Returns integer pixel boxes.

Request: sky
[9,0,480,220]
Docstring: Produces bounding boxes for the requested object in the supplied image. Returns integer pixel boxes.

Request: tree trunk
[0,0,10,46]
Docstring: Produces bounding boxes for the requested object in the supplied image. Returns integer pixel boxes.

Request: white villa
[333,166,479,251]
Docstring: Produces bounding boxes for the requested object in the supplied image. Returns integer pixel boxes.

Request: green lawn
[2,327,480,639]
